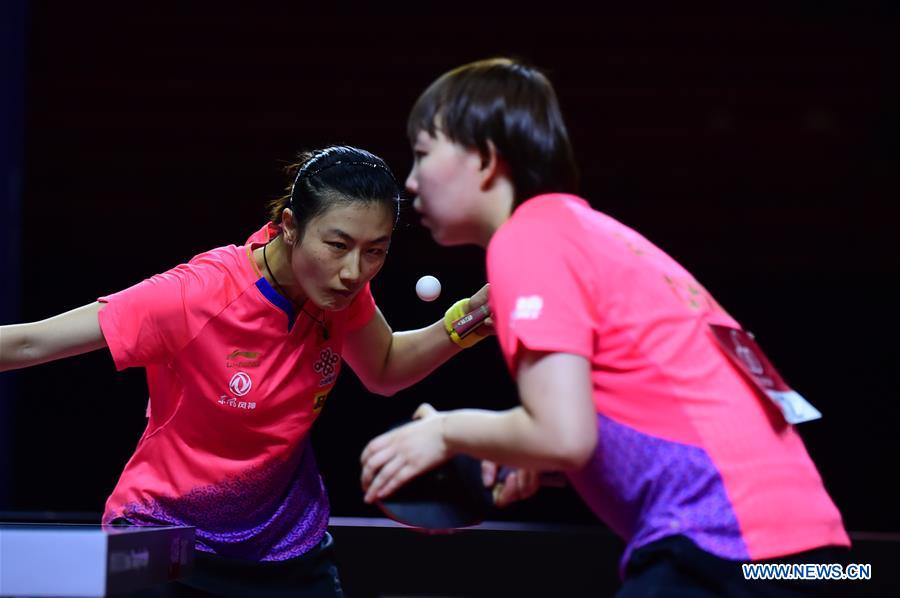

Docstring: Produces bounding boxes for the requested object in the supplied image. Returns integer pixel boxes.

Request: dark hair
[407,57,578,206]
[268,145,400,238]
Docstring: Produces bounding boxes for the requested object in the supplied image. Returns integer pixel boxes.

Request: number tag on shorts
[709,324,822,424]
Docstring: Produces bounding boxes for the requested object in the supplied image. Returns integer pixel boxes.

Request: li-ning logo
[229,372,252,397]
[511,296,543,320]
[314,348,340,387]
[226,350,261,369]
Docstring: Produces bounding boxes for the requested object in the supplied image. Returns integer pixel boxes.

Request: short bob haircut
[407,57,578,207]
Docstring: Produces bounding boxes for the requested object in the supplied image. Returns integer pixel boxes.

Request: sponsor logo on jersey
[511,296,543,320]
[229,371,253,397]
[226,350,261,369]
[313,347,340,387]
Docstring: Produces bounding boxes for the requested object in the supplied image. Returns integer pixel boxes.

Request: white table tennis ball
[416,275,442,302]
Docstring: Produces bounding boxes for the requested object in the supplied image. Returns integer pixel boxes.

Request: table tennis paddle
[375,453,566,534]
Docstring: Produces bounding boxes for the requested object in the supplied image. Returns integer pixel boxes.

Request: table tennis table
[0,523,194,597]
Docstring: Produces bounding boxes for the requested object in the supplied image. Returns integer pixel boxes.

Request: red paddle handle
[450,304,491,338]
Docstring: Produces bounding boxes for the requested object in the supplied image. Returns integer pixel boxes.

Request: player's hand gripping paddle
[449,303,491,338]
[375,454,566,534]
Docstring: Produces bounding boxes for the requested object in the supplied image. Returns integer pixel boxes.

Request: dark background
[2,2,899,543]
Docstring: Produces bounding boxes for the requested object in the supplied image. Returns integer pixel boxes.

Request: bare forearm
[360,352,596,503]
[0,324,38,372]
[376,319,461,394]
[345,284,492,396]
[0,303,107,372]
[441,407,588,471]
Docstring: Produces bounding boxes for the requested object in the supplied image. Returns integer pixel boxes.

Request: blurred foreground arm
[361,350,597,502]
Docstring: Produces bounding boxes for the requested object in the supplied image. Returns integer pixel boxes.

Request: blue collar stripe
[255,278,296,331]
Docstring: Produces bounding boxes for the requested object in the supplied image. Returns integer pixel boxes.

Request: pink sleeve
[487,214,595,373]
[343,282,377,332]
[98,261,221,370]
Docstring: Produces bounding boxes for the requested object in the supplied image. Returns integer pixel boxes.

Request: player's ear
[281,208,299,245]
[478,140,504,191]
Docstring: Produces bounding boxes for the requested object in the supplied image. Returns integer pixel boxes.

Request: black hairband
[301,159,395,181]
[289,158,402,224]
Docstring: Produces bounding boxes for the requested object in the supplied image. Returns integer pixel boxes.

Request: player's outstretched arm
[0,302,107,373]
[343,284,492,397]
[342,307,460,397]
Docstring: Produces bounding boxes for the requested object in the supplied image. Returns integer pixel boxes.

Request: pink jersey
[97,223,375,561]
[487,194,849,571]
